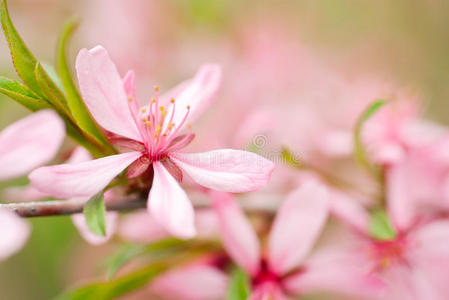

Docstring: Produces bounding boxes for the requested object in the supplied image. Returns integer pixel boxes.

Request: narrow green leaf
[228,268,251,300]
[83,192,106,237]
[369,209,396,240]
[55,260,170,300]
[56,19,111,147]
[106,244,145,281]
[0,0,42,94]
[354,100,387,176]
[0,76,49,111]
[35,62,71,115]
[281,146,302,168]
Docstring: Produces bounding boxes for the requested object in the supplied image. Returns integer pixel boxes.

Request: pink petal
[76,46,142,141]
[386,164,416,232]
[249,282,286,300]
[268,182,329,275]
[170,149,274,193]
[148,161,196,239]
[150,263,228,300]
[123,70,140,114]
[0,209,30,260]
[411,220,449,260]
[0,110,65,180]
[3,185,47,202]
[211,191,260,275]
[66,147,92,164]
[329,189,370,235]
[118,211,169,243]
[71,212,118,245]
[29,152,141,198]
[284,243,384,297]
[161,65,221,129]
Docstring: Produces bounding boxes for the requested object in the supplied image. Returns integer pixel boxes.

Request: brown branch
[0,197,147,217]
[0,196,277,218]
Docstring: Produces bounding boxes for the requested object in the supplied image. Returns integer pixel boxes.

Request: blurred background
[1,0,449,299]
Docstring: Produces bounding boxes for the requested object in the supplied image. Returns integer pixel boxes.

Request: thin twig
[0,196,278,218]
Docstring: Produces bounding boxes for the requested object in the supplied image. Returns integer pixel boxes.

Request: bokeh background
[1,0,449,299]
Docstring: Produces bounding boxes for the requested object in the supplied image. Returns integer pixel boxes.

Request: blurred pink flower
[211,182,377,299]
[29,46,275,239]
[0,110,64,259]
[332,189,449,299]
[0,208,30,260]
[0,109,65,180]
[150,257,228,300]
[363,99,446,165]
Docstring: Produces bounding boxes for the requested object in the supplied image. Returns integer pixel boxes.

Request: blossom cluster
[0,1,449,300]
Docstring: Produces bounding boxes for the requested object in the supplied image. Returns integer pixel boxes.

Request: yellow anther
[167,123,174,130]
[155,125,162,134]
[128,96,133,102]
[154,86,159,92]
[186,105,191,109]
[170,98,175,103]
[159,106,165,111]
[140,107,147,113]
[162,133,168,137]
[151,98,156,103]
[144,120,152,127]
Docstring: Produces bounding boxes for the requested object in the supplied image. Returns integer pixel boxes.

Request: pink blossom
[331,188,449,299]
[0,208,30,260]
[29,46,274,239]
[211,182,377,299]
[0,110,64,259]
[0,109,65,180]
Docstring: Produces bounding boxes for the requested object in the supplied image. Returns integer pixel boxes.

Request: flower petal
[0,110,65,180]
[211,191,260,275]
[71,212,118,245]
[161,65,221,129]
[150,262,228,300]
[386,163,416,232]
[0,209,30,260]
[118,211,169,243]
[76,46,142,141]
[148,161,196,239]
[170,149,274,193]
[29,152,141,198]
[329,189,370,235]
[268,182,329,275]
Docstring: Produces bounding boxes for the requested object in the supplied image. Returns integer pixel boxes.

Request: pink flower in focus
[0,110,65,259]
[29,46,275,239]
[212,182,376,299]
[332,189,449,299]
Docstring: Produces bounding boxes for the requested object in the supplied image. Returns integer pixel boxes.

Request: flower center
[371,236,409,271]
[252,259,282,289]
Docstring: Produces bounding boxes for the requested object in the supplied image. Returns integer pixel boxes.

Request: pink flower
[0,208,30,260]
[211,182,375,299]
[0,110,65,259]
[150,257,229,300]
[29,46,275,239]
[0,109,65,180]
[331,189,449,299]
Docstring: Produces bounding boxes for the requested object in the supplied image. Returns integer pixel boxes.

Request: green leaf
[228,268,250,300]
[56,19,111,148]
[105,244,145,281]
[55,260,170,300]
[83,192,106,237]
[0,76,49,111]
[369,209,396,240]
[35,62,71,116]
[0,0,42,94]
[354,100,387,176]
[281,146,302,168]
